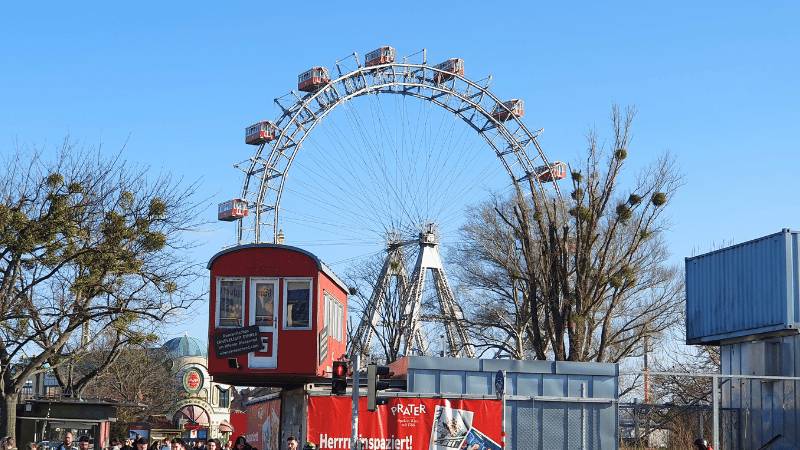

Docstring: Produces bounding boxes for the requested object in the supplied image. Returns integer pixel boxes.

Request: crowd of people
[14,432,306,450]
[0,436,17,450]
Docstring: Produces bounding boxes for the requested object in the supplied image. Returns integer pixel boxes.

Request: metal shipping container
[403,356,619,449]
[721,335,800,449]
[686,229,800,345]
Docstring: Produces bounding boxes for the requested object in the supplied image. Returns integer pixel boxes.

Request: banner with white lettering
[307,397,503,449]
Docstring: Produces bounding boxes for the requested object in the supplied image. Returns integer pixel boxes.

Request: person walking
[77,436,90,450]
[232,437,248,450]
[170,439,185,450]
[56,432,75,450]
[285,437,298,450]
[693,438,713,450]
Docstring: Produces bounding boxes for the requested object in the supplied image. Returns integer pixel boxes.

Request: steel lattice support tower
[401,224,475,358]
[352,224,475,362]
[350,235,409,361]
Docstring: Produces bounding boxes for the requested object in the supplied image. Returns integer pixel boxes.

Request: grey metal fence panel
[541,402,566,449]
[466,372,491,395]
[542,374,566,396]
[598,403,616,449]
[409,368,438,393]
[592,376,616,398]
[514,400,538,449]
[568,376,590,397]
[439,370,465,394]
[516,373,542,396]
[481,358,554,374]
[567,403,584,449]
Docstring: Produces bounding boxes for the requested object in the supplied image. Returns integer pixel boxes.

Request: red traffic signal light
[333,361,347,378]
[332,361,348,395]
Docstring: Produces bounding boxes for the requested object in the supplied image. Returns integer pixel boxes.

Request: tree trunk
[0,391,19,439]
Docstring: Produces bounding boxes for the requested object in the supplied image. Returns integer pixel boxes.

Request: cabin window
[284,279,312,329]
[324,292,344,341]
[217,278,244,328]
[217,386,230,408]
[251,279,277,328]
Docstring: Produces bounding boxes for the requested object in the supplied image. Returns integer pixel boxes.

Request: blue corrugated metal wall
[686,229,800,344]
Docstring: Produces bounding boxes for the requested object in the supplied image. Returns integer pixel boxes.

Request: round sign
[183,367,204,394]
[494,370,505,398]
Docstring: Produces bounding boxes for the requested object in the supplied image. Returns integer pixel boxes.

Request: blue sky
[2,2,799,345]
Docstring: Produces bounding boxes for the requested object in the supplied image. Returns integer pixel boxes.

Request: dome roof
[163,335,207,358]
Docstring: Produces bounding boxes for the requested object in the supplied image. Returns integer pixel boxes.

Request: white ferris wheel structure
[219,46,567,362]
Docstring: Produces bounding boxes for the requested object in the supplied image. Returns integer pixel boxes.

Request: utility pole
[643,333,650,403]
[351,353,360,450]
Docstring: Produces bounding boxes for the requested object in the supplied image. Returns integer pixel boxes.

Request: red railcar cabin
[535,161,568,182]
[207,244,348,387]
[491,99,525,122]
[364,46,395,67]
[433,58,464,83]
[245,121,277,145]
[217,199,249,222]
[297,67,330,93]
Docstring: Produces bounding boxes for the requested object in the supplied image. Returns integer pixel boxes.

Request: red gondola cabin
[207,244,349,387]
[298,67,330,92]
[535,161,568,182]
[218,199,249,222]
[433,58,464,83]
[245,121,277,145]
[491,99,524,122]
[364,46,395,67]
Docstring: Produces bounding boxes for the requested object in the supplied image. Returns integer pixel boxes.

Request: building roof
[163,335,207,358]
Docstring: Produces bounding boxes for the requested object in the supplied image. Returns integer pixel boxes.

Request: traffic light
[367,363,391,411]
[332,361,348,395]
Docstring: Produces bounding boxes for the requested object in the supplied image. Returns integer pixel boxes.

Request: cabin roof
[206,243,348,292]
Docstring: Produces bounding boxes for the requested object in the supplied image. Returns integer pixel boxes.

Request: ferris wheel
[218,46,567,360]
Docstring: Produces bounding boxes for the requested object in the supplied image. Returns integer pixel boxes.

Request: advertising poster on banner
[246,398,281,450]
[308,397,503,449]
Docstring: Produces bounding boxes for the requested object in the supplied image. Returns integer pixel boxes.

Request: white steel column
[401,223,474,358]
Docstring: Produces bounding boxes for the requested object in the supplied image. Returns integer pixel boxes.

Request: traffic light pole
[351,353,360,450]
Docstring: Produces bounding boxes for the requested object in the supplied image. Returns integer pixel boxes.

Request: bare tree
[346,250,409,364]
[0,142,204,436]
[454,106,683,362]
[80,340,182,437]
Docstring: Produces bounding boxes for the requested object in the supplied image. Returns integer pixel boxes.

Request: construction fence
[618,372,800,450]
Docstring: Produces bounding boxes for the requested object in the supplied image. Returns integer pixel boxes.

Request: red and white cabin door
[248,278,278,368]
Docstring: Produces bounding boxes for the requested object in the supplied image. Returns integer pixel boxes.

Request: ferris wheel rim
[237,59,564,244]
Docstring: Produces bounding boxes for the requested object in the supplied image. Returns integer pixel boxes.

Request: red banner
[245,398,282,450]
[308,397,503,449]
